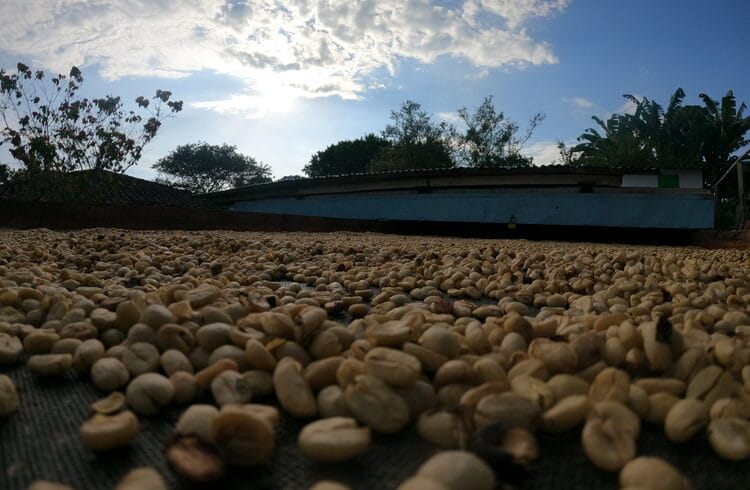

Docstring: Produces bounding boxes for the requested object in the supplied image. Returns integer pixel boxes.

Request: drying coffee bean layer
[1,229,749,489]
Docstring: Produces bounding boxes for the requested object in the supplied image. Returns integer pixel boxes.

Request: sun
[253,79,299,115]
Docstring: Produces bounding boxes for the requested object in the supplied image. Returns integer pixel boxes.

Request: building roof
[200,165,704,206]
[1,169,196,207]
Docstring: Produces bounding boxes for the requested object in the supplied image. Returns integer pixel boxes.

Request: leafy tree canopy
[303,133,390,177]
[571,88,750,185]
[0,163,13,186]
[369,139,454,172]
[0,62,182,176]
[382,100,445,146]
[370,100,454,172]
[306,98,543,176]
[153,142,271,194]
[451,96,544,168]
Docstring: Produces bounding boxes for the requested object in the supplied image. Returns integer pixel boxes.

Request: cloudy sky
[1,0,749,179]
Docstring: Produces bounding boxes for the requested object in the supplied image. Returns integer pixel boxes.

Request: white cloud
[524,140,569,166]
[562,96,595,109]
[437,111,462,122]
[0,0,568,117]
[466,0,568,29]
[192,79,309,118]
[617,95,643,115]
[571,97,594,108]
[465,68,490,79]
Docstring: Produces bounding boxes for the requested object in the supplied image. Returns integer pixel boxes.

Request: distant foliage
[277,175,305,181]
[369,139,454,172]
[0,62,182,175]
[0,163,13,186]
[370,100,454,172]
[450,96,544,168]
[571,88,750,185]
[553,140,576,166]
[306,98,543,176]
[303,134,390,177]
[153,142,272,194]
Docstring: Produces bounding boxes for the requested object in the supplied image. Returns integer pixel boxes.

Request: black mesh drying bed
[1,361,747,490]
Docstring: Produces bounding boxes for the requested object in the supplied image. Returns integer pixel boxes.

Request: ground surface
[1,229,749,489]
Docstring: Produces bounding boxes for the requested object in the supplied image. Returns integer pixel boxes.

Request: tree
[698,91,750,184]
[382,100,445,146]
[0,163,12,186]
[371,100,454,171]
[303,134,390,177]
[369,139,454,172]
[0,62,182,176]
[451,96,544,168]
[572,113,656,168]
[571,89,750,185]
[277,175,305,181]
[153,142,272,194]
[554,140,577,166]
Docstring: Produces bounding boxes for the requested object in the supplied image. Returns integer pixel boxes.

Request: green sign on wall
[658,174,679,188]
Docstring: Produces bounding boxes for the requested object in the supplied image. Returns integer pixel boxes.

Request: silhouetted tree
[0,62,182,200]
[699,91,750,183]
[450,96,544,168]
[370,100,454,171]
[0,163,12,186]
[153,142,271,194]
[0,62,182,175]
[572,89,750,185]
[304,134,390,177]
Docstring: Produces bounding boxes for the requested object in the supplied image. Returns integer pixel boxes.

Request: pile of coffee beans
[2,228,749,489]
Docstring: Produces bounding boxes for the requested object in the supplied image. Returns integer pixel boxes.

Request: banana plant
[699,91,750,183]
[571,88,749,187]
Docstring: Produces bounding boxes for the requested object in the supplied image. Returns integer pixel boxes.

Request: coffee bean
[273,358,317,418]
[0,374,18,417]
[212,404,275,466]
[588,367,630,404]
[415,451,496,490]
[317,385,351,418]
[0,332,23,364]
[166,435,225,482]
[91,357,130,392]
[619,456,693,490]
[665,398,708,442]
[298,417,371,462]
[211,370,252,406]
[80,410,139,450]
[126,373,174,415]
[28,353,72,376]
[707,417,750,461]
[114,467,167,490]
[364,347,421,387]
[417,410,465,449]
[175,404,219,444]
[581,418,635,472]
[474,392,540,430]
[345,374,409,433]
[90,391,126,414]
[541,395,588,433]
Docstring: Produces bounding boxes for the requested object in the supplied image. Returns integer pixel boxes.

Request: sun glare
[256,81,298,114]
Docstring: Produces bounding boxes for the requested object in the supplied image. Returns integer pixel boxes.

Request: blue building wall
[231,189,714,229]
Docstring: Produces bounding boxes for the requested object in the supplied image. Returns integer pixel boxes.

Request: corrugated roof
[199,164,702,200]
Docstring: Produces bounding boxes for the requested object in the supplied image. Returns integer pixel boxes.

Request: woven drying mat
[0,361,746,490]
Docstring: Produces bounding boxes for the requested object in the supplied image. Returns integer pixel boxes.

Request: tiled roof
[1,169,196,207]
[70,170,196,207]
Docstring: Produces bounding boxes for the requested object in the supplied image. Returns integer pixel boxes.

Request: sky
[0,0,749,180]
